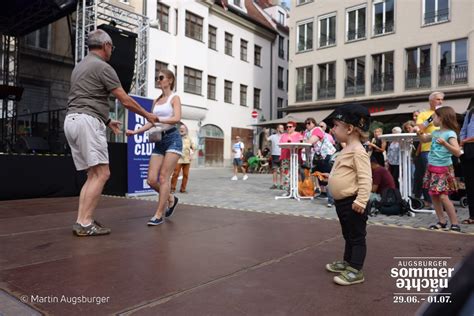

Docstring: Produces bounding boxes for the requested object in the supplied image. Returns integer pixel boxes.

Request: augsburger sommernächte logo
[391,257,454,304]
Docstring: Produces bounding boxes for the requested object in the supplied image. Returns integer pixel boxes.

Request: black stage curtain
[0,143,127,200]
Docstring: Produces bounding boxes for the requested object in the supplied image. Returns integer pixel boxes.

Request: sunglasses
[305,122,312,125]
[157,75,165,81]
[286,125,294,128]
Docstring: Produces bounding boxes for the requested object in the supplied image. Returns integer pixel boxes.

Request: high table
[275,142,313,201]
[379,133,435,216]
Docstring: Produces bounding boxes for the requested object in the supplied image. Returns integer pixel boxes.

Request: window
[319,14,336,48]
[25,25,50,50]
[278,36,285,58]
[345,57,365,96]
[184,66,202,94]
[278,11,285,25]
[373,0,395,36]
[225,80,232,103]
[208,25,217,50]
[240,85,247,106]
[185,11,203,41]
[346,5,366,41]
[277,98,284,109]
[207,75,216,100]
[155,60,169,88]
[225,32,233,56]
[286,69,289,91]
[240,39,248,61]
[439,38,468,86]
[297,20,313,52]
[233,0,241,6]
[406,45,431,89]
[254,88,261,109]
[372,51,394,93]
[254,45,261,66]
[297,0,312,5]
[278,67,284,89]
[424,0,449,25]
[156,2,169,32]
[296,66,313,102]
[318,62,336,99]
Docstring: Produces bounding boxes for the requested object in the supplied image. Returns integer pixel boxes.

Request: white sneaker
[231,176,238,181]
[243,175,248,181]
[178,175,183,180]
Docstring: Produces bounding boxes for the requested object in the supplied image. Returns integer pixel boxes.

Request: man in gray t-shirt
[64,29,157,237]
[267,124,284,189]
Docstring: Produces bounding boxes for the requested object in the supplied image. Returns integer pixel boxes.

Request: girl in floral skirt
[417,106,462,232]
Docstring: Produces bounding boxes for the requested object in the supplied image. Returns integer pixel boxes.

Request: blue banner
[127,95,155,195]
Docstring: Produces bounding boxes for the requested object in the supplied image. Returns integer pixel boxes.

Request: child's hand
[352,203,365,214]
[125,130,135,136]
[436,137,447,146]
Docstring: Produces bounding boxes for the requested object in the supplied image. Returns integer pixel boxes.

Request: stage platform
[0,196,472,315]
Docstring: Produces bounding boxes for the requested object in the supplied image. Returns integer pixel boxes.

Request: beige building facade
[287,0,474,120]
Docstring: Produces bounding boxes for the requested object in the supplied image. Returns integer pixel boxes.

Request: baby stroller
[450,156,468,208]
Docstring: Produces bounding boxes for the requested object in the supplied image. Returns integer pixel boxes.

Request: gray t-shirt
[268,133,282,156]
[67,53,121,123]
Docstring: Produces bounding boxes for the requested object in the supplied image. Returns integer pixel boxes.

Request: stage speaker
[98,24,137,93]
[15,136,50,154]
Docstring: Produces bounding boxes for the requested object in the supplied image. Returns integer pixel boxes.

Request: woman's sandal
[429,222,447,230]
[461,218,474,225]
[450,224,461,232]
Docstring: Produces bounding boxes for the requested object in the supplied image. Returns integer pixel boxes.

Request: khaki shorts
[64,113,108,170]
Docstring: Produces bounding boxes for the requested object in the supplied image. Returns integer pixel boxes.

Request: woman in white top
[126,69,182,226]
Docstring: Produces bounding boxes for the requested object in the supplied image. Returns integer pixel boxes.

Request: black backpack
[375,188,409,216]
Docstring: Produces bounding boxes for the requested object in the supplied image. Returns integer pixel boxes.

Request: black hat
[331,103,371,132]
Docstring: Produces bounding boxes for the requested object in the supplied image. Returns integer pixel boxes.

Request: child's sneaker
[243,174,248,181]
[231,176,238,181]
[325,260,348,273]
[333,266,365,285]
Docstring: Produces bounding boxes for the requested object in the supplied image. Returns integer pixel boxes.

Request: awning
[252,109,333,127]
[372,97,472,117]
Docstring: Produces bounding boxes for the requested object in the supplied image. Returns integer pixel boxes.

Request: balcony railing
[405,67,431,89]
[296,83,312,102]
[374,21,394,36]
[317,81,336,100]
[439,62,468,86]
[278,49,285,58]
[424,8,449,24]
[347,28,366,41]
[345,77,365,96]
[319,36,336,47]
[371,72,394,93]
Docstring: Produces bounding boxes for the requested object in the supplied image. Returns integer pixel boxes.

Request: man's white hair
[429,91,445,101]
[87,29,112,48]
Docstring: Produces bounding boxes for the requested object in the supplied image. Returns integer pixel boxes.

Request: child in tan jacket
[327,104,372,286]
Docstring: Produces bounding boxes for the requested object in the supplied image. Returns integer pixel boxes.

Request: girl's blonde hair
[338,121,369,142]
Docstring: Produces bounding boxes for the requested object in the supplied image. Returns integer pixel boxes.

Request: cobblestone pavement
[134,167,474,235]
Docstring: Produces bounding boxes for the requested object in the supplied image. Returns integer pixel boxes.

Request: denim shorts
[152,127,183,156]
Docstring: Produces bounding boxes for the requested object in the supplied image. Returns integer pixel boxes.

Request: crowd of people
[261,91,472,234]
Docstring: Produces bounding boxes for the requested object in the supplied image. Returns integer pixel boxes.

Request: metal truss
[75,0,149,96]
[0,35,19,148]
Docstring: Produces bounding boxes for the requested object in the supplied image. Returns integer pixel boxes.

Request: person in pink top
[279,121,303,192]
